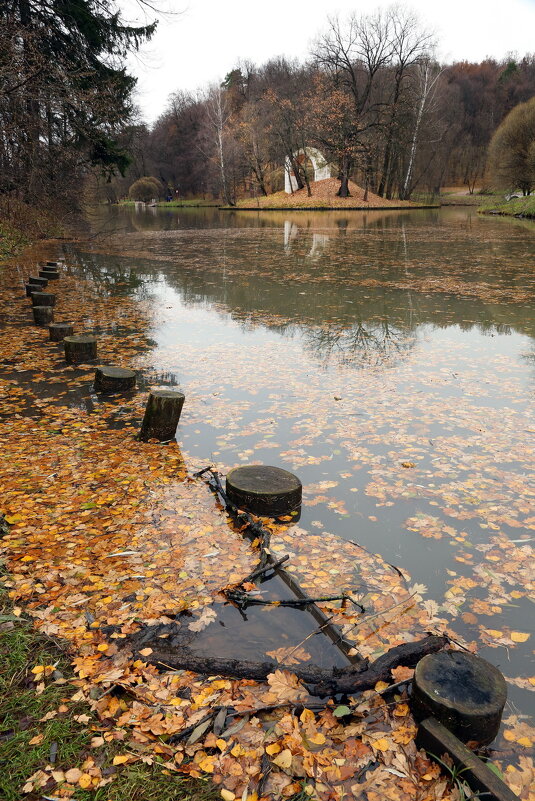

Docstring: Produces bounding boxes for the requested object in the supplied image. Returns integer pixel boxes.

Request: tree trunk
[337,154,351,198]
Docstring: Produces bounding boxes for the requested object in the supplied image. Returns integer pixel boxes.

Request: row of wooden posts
[25,261,185,443]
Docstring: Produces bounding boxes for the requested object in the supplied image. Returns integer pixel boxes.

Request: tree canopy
[486,96,535,195]
[0,0,156,209]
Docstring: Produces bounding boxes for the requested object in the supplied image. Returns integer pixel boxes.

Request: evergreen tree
[0,0,156,205]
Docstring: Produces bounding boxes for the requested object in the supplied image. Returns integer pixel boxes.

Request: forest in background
[105,10,535,206]
[1,1,535,221]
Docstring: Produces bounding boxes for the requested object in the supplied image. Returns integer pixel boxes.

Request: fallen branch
[196,466,362,663]
[226,591,360,610]
[139,634,447,697]
[240,554,290,585]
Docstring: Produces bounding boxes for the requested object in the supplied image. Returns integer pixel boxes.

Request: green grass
[0,584,220,801]
[478,195,535,218]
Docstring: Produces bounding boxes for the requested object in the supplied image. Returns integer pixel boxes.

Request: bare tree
[313,9,395,196]
[204,85,235,205]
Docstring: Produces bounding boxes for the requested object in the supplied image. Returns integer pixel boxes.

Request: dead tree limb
[139,634,448,697]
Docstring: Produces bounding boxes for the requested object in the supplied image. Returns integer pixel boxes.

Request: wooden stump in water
[412,651,507,745]
[26,282,44,297]
[94,366,137,394]
[64,335,97,364]
[226,465,302,517]
[46,261,59,267]
[39,269,59,280]
[27,276,48,288]
[30,292,55,307]
[33,306,54,326]
[139,390,185,442]
[49,323,74,342]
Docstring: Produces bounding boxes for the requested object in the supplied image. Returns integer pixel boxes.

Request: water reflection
[67,205,535,728]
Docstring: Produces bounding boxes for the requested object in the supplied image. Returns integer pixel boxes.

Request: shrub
[128,176,164,202]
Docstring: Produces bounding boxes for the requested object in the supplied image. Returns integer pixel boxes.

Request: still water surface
[68,205,534,720]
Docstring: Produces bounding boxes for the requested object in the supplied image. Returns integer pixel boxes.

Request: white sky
[126,0,535,124]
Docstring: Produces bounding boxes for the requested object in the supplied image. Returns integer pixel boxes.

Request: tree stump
[31,292,56,307]
[33,306,54,326]
[39,269,59,280]
[27,276,48,288]
[26,282,45,297]
[411,651,507,745]
[226,465,302,517]
[139,390,185,442]
[64,335,97,364]
[49,323,74,342]
[94,366,137,394]
[46,261,59,266]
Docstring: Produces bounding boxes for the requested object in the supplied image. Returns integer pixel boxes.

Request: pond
[64,205,534,733]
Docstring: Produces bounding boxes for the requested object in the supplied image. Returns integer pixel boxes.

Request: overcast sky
[126,0,535,124]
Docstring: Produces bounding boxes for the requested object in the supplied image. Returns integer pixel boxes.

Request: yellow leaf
[29,734,44,745]
[517,737,532,747]
[78,773,92,789]
[97,643,108,652]
[510,631,530,643]
[486,629,503,638]
[113,755,130,765]
[372,738,390,752]
[139,647,153,656]
[5,514,23,524]
[198,756,215,773]
[272,749,292,770]
[221,791,235,801]
[265,743,281,755]
[393,703,409,717]
[216,739,227,751]
[374,681,389,692]
[307,731,326,745]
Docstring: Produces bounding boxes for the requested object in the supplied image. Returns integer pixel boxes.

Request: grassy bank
[0,220,29,263]
[0,199,67,264]
[0,579,220,801]
[478,195,535,219]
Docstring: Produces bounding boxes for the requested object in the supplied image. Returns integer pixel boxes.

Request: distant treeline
[2,1,534,215]
[107,9,535,204]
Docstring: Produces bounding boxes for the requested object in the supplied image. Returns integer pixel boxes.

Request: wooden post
[94,366,137,394]
[139,390,185,442]
[39,269,59,280]
[46,260,60,267]
[226,465,302,517]
[26,282,44,297]
[27,276,48,288]
[417,718,520,801]
[64,335,97,364]
[33,306,54,326]
[49,323,74,342]
[411,651,507,745]
[30,292,56,307]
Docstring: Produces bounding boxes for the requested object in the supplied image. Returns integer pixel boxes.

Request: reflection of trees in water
[303,317,416,368]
